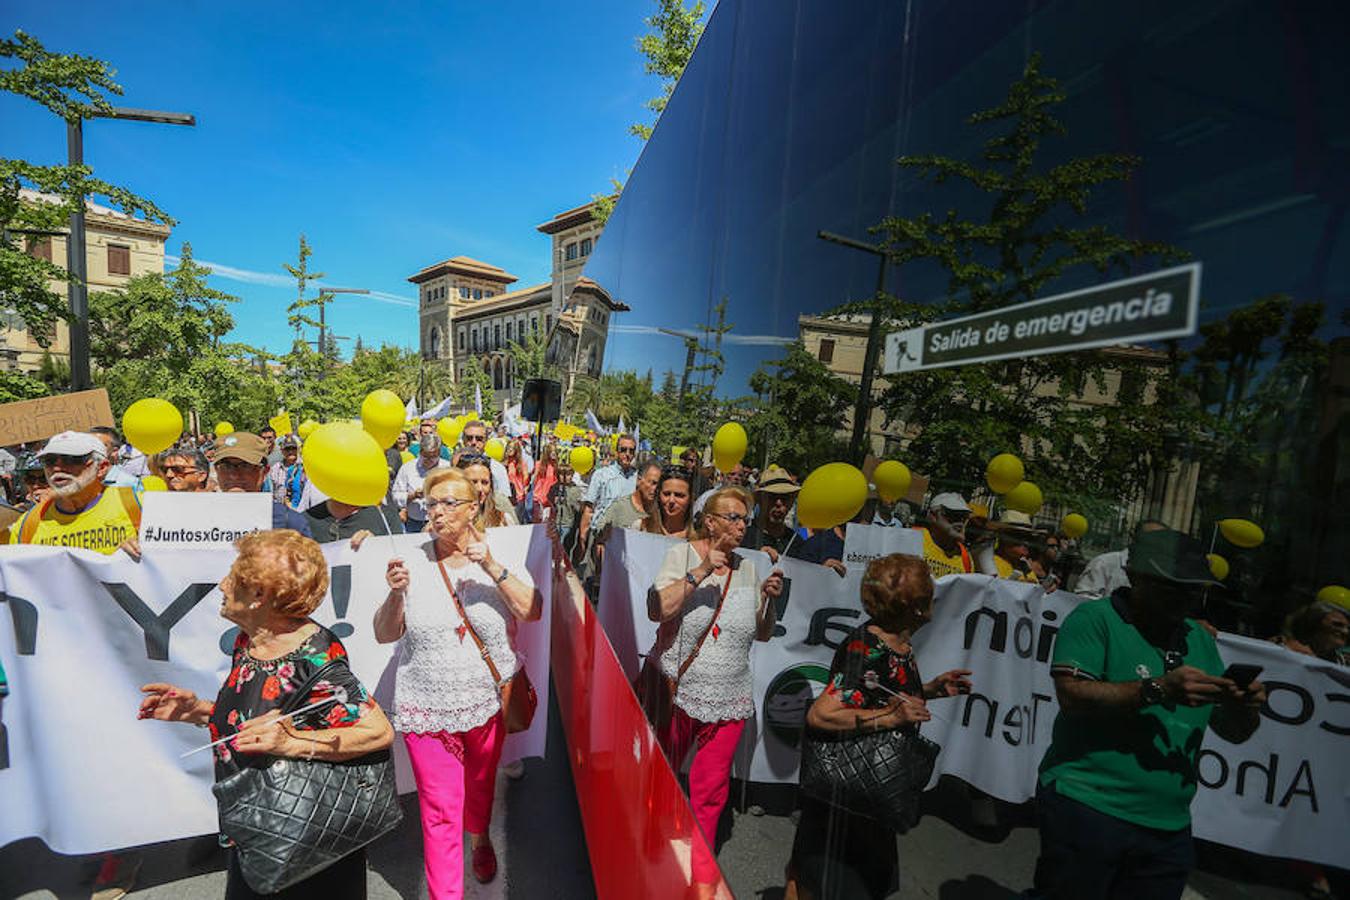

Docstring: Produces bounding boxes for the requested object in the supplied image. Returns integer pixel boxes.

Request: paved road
[714,777,1308,900]
[0,694,596,900]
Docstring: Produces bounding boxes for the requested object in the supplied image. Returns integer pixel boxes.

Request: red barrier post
[549,553,732,899]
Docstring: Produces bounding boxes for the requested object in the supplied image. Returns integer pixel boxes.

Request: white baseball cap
[36,431,107,460]
[929,492,971,514]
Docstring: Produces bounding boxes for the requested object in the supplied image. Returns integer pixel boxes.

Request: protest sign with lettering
[0,388,116,446]
[0,526,553,853]
[139,492,272,547]
[597,527,1347,868]
[840,523,921,570]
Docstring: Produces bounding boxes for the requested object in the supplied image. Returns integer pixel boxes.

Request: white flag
[423,395,453,419]
[404,396,419,419]
[617,415,627,436]
[585,408,606,435]
[475,384,483,417]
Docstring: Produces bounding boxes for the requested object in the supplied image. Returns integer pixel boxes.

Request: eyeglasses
[617,446,636,455]
[463,433,487,444]
[216,459,261,473]
[426,497,475,512]
[661,464,693,480]
[709,512,751,526]
[163,465,201,476]
[42,453,94,468]
[456,452,490,467]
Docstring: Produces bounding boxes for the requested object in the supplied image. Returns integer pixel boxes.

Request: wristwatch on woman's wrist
[1140,677,1166,706]
[685,570,701,588]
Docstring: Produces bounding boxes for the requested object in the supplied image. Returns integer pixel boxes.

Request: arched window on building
[429,327,441,359]
[580,237,592,256]
[505,321,513,342]
[492,358,503,390]
[494,324,501,349]
[458,327,466,350]
[587,344,598,375]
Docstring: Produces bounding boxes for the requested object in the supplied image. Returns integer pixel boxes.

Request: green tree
[504,326,558,386]
[455,357,494,412]
[89,244,279,425]
[1,30,171,395]
[747,342,855,476]
[593,0,708,223]
[856,54,1192,504]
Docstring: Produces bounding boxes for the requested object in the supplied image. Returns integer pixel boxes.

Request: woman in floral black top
[138,530,393,900]
[786,554,972,900]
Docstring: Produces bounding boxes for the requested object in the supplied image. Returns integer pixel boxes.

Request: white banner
[841,523,922,570]
[0,526,553,854]
[597,528,1348,868]
[140,492,272,548]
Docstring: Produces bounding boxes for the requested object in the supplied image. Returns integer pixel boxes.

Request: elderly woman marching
[646,485,784,886]
[374,468,541,898]
[138,530,394,899]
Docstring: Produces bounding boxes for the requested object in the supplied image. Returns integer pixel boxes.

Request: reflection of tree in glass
[837,53,1196,507]
[746,342,854,477]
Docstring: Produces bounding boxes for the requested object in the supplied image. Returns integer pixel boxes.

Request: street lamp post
[66,106,195,391]
[817,230,891,466]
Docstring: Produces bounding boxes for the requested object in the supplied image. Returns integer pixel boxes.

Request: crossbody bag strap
[437,558,505,688]
[674,565,734,682]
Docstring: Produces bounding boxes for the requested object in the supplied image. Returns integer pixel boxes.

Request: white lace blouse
[392,540,532,735]
[651,542,764,723]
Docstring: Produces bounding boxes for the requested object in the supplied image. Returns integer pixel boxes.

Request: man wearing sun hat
[1033,525,1266,900]
[8,431,141,552]
[744,466,800,561]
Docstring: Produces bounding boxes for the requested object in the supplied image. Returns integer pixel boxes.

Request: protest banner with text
[0,527,553,853]
[598,527,1347,868]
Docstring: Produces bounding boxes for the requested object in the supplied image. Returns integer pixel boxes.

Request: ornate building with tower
[408,200,626,408]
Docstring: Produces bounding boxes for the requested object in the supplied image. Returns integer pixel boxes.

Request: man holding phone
[1032,526,1266,900]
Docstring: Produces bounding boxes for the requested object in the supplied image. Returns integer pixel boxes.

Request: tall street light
[817,230,892,465]
[67,106,196,391]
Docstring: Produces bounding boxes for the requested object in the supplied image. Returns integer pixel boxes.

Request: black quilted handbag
[211,661,403,894]
[797,724,940,834]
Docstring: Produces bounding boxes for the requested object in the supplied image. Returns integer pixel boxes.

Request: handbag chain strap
[437,557,507,690]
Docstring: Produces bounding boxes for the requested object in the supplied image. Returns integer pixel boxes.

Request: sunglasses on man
[462,433,487,444]
[42,453,95,468]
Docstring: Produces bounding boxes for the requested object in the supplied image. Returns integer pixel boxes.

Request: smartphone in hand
[1222,663,1263,689]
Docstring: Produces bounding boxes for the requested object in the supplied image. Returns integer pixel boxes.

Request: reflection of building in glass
[409,200,625,404]
[799,312,1199,527]
[3,190,171,374]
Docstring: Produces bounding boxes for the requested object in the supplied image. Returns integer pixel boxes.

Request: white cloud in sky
[165,255,416,308]
[609,323,794,346]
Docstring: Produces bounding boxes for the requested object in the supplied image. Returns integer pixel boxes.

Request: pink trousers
[658,707,746,884]
[403,715,505,900]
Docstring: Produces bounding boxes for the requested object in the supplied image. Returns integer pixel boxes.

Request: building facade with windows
[2,189,171,373]
[409,200,626,407]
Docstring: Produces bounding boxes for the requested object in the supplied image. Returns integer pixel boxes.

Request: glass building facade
[579,0,1347,628]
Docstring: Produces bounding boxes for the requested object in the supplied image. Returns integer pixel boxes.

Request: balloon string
[377,502,401,555]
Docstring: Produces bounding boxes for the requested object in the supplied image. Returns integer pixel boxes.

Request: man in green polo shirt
[1033,527,1265,900]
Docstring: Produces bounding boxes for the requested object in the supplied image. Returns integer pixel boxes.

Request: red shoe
[471,842,498,883]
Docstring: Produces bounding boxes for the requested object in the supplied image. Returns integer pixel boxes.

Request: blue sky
[1,1,670,359]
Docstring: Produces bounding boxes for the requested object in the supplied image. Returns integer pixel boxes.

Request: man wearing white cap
[8,431,141,552]
[913,492,975,578]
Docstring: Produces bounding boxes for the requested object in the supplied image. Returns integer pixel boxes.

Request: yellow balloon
[486,437,506,462]
[1206,553,1229,581]
[570,445,595,476]
[1218,518,1264,549]
[1060,513,1089,539]
[141,475,168,492]
[1004,480,1043,515]
[360,389,405,449]
[269,412,293,437]
[302,422,389,507]
[400,449,414,464]
[1316,585,1350,612]
[123,398,183,455]
[214,421,234,437]
[712,422,748,473]
[298,419,320,441]
[437,417,463,446]
[872,460,911,504]
[986,453,1025,494]
[797,463,868,530]
[970,502,990,518]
